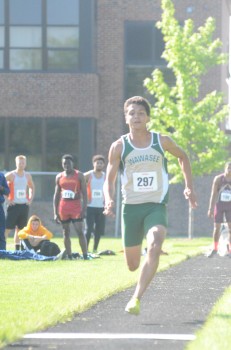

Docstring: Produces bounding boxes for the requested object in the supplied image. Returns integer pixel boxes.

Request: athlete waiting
[53,154,89,260]
[84,155,106,253]
[103,96,197,315]
[5,155,35,250]
[207,161,231,257]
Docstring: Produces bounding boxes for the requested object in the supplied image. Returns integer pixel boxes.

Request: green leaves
[145,0,229,183]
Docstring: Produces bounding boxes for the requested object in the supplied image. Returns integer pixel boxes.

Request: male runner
[207,161,231,257]
[0,172,10,250]
[84,155,106,252]
[103,96,197,315]
[53,154,88,260]
[5,155,35,250]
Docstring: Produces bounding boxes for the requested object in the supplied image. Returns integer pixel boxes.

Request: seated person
[18,215,61,256]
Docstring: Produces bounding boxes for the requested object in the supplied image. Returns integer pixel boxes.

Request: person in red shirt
[207,161,231,257]
[53,154,88,260]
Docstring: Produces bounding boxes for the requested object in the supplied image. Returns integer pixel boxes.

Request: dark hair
[124,96,151,116]
[92,154,105,163]
[62,154,74,162]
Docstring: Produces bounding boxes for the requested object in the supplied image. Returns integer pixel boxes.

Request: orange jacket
[18,215,53,240]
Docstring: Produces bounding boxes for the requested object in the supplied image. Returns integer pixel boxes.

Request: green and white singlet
[120,132,169,205]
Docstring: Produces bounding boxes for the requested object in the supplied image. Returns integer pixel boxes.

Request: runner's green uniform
[120,132,169,247]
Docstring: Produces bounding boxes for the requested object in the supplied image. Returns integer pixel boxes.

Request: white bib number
[62,190,75,199]
[92,190,103,199]
[16,190,26,199]
[133,172,157,192]
[220,191,231,202]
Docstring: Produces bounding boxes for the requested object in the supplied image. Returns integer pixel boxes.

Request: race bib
[133,172,158,192]
[16,189,26,199]
[220,191,231,202]
[62,190,75,199]
[92,190,103,199]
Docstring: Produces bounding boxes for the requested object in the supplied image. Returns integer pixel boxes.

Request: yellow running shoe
[125,298,140,315]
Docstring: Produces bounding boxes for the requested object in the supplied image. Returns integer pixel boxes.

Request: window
[46,118,79,171]
[124,21,173,100]
[1,0,94,72]
[0,116,95,200]
[0,0,4,69]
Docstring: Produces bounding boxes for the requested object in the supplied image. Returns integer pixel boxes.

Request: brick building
[0,0,230,236]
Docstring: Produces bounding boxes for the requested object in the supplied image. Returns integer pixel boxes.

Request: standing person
[53,154,89,260]
[84,155,106,253]
[207,161,231,257]
[103,96,197,315]
[0,172,10,250]
[5,155,35,250]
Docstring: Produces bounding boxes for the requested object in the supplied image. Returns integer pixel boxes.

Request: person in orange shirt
[18,215,61,256]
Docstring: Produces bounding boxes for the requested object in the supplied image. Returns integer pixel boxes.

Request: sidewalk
[6,254,231,350]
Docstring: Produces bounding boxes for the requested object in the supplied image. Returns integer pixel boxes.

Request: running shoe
[125,298,140,315]
[206,249,218,258]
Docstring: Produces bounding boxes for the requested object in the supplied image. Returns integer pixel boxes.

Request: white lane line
[24,333,196,341]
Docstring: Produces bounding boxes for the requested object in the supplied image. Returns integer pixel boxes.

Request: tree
[144,0,229,238]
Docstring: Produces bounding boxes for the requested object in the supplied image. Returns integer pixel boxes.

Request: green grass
[186,285,231,350]
[0,236,225,348]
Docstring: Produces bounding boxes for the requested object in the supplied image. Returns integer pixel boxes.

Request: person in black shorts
[84,155,106,253]
[0,172,10,250]
[5,155,35,250]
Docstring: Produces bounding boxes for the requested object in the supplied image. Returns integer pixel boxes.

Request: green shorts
[121,202,167,247]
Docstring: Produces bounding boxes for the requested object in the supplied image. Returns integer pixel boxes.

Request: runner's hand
[103,200,115,217]
[54,214,61,224]
[184,188,197,209]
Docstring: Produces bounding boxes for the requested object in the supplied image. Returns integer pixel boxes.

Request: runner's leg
[73,221,88,256]
[132,225,166,300]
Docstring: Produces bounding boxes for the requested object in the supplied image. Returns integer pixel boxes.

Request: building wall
[0,73,99,118]
[1,0,230,238]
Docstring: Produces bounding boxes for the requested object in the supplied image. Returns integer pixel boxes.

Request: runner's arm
[160,134,197,209]
[103,139,122,216]
[208,176,219,218]
[53,175,61,222]
[27,174,35,204]
[79,172,87,218]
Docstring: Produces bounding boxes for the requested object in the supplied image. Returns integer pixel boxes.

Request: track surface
[6,254,231,350]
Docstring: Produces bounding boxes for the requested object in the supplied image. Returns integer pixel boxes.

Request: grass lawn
[1,236,229,349]
[186,285,231,350]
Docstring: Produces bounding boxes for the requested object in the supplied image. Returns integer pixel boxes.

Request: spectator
[5,155,35,250]
[207,161,231,257]
[0,172,10,250]
[53,154,89,260]
[18,215,61,257]
[84,155,106,252]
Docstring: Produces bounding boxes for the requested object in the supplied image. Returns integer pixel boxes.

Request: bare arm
[103,139,122,216]
[79,172,87,218]
[160,134,197,209]
[27,173,35,204]
[53,175,61,222]
[208,175,220,218]
[84,171,91,184]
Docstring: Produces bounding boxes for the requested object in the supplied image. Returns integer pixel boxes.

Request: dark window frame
[0,0,95,72]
